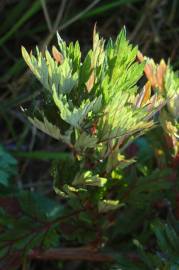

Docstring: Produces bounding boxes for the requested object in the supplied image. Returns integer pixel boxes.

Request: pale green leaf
[75,132,97,151]
[28,115,61,140]
[98,199,124,213]
[73,171,107,187]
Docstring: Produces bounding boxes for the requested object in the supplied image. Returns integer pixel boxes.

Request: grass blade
[12,150,72,161]
[82,0,142,18]
[0,1,42,47]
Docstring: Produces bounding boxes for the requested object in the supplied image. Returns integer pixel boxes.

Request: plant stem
[28,247,113,262]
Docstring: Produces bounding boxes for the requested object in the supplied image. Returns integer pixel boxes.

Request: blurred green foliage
[1,1,179,269]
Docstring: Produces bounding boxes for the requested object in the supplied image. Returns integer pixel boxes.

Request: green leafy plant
[1,27,179,269]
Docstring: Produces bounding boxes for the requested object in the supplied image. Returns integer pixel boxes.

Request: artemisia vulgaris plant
[1,27,179,269]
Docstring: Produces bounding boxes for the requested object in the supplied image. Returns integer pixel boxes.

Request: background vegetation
[1,0,179,269]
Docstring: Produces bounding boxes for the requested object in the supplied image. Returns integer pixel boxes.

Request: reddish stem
[28,247,113,262]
